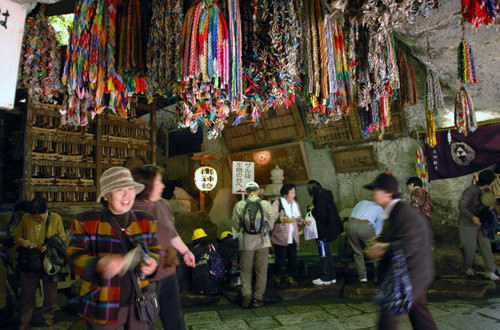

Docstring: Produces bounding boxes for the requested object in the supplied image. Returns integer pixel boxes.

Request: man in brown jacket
[365,173,437,330]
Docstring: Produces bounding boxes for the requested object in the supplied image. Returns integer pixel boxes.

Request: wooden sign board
[230,141,311,185]
[232,161,254,194]
[331,146,378,173]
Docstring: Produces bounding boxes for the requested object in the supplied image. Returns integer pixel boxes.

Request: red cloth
[462,0,493,27]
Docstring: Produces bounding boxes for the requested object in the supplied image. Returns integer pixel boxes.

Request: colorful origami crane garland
[237,0,302,126]
[457,40,478,84]
[18,16,62,104]
[146,0,184,100]
[455,87,477,136]
[62,0,149,126]
[425,69,444,147]
[177,0,232,139]
[416,146,429,192]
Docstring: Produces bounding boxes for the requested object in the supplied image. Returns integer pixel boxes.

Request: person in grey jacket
[232,182,274,308]
[365,173,437,330]
[458,169,498,280]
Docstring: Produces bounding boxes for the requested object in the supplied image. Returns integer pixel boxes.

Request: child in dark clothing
[217,231,240,287]
[190,228,219,294]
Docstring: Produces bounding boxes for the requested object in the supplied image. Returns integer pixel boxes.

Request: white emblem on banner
[450,142,475,166]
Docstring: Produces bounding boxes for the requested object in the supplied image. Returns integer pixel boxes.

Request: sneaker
[252,298,264,308]
[312,278,332,285]
[465,268,475,276]
[360,278,368,283]
[485,272,499,281]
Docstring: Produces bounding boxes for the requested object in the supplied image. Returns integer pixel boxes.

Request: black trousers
[377,287,437,330]
[156,273,186,330]
[273,242,297,277]
[317,240,336,281]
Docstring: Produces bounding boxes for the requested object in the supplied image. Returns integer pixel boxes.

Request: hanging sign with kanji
[232,161,254,194]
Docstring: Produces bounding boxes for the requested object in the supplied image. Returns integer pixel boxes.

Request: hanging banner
[232,161,254,194]
[424,122,500,180]
[0,0,27,110]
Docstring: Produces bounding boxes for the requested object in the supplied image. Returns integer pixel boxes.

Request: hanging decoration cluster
[455,87,477,135]
[62,0,150,126]
[18,16,62,104]
[304,0,356,124]
[416,146,429,192]
[176,0,233,139]
[425,69,444,147]
[457,40,478,84]
[146,0,184,100]
[397,47,418,107]
[237,0,302,126]
[462,0,499,27]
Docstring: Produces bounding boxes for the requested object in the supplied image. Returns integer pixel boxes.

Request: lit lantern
[194,166,218,191]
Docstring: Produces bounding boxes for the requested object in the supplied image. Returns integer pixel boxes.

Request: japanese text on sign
[0,9,9,28]
[232,161,254,194]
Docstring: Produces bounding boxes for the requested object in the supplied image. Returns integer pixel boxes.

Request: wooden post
[150,98,157,164]
[95,115,103,199]
[24,97,33,200]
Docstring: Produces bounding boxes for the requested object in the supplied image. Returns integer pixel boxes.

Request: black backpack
[241,199,266,234]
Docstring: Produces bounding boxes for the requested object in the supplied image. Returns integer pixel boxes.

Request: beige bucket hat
[97,167,145,202]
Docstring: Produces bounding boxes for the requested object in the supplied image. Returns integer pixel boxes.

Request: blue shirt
[349,200,385,235]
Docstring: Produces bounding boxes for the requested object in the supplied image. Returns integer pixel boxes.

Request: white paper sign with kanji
[0,0,27,110]
[232,161,254,194]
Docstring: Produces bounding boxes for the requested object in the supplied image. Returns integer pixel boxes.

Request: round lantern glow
[194,166,218,191]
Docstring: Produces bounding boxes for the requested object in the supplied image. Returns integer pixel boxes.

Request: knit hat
[192,228,208,241]
[220,230,233,240]
[97,167,145,202]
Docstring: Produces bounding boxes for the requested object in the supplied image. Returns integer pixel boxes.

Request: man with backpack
[231,181,274,308]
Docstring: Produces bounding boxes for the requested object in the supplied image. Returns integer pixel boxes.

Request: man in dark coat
[307,180,343,285]
[365,173,437,330]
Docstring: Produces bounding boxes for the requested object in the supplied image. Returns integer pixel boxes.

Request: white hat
[245,181,259,191]
[97,167,145,202]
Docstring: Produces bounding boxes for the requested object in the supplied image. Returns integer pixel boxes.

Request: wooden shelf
[47,202,101,207]
[31,186,97,192]
[24,99,157,207]
[31,133,96,144]
[102,141,152,150]
[31,159,96,168]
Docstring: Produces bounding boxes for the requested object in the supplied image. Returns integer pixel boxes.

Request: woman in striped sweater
[68,167,162,329]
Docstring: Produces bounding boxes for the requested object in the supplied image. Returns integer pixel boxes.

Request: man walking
[365,173,437,330]
[232,182,274,308]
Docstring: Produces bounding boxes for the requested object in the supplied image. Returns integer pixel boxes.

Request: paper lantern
[194,166,218,191]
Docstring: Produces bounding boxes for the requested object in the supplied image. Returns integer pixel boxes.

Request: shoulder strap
[107,212,143,297]
[43,211,51,244]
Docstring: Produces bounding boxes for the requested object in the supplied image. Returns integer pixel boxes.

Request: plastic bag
[304,211,318,240]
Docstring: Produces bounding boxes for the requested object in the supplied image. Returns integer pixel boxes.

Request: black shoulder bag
[109,213,160,324]
[18,212,51,273]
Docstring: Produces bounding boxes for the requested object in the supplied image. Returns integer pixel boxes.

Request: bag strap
[43,211,51,245]
[108,212,143,297]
